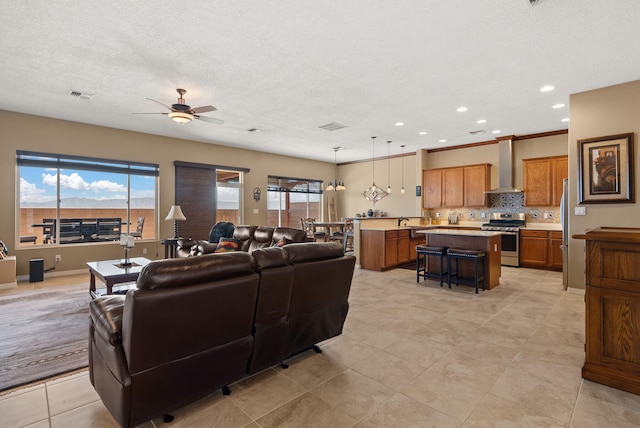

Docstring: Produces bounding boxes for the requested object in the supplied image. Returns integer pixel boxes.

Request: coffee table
[87,257,152,298]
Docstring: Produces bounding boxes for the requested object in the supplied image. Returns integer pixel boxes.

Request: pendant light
[386,140,392,193]
[400,144,406,194]
[326,147,346,191]
[362,136,388,204]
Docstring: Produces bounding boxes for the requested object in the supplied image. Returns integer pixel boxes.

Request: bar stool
[447,248,486,294]
[416,245,448,287]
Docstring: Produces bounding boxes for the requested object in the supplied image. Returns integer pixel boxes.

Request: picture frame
[578,132,635,204]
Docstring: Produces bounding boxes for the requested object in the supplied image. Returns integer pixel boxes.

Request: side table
[161,238,180,259]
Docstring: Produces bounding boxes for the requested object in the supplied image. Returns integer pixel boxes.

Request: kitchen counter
[416,229,502,238]
[417,229,502,289]
[523,223,562,231]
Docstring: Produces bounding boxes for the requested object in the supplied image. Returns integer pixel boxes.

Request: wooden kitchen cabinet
[443,168,464,207]
[422,169,443,208]
[519,229,562,271]
[523,155,568,206]
[549,231,563,270]
[422,164,490,208]
[464,164,490,207]
[574,227,640,395]
[361,229,412,271]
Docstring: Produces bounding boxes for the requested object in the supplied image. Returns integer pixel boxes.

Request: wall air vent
[68,90,94,100]
[318,122,347,131]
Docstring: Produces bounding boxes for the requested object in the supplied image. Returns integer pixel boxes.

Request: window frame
[16,150,159,246]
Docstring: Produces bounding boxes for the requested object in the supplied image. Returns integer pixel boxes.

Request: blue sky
[20,166,155,204]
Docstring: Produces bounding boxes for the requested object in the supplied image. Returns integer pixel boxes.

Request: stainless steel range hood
[486,137,522,193]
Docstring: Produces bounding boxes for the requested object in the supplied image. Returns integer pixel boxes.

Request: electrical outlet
[55,254,61,262]
[436,212,441,218]
[142,248,147,255]
[543,212,549,219]
[480,212,486,218]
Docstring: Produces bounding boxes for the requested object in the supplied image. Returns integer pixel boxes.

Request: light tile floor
[3,266,640,427]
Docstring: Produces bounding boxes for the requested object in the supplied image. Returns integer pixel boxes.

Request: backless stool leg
[415,245,448,287]
[446,248,486,293]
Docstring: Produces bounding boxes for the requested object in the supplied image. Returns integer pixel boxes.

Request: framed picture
[578,132,635,204]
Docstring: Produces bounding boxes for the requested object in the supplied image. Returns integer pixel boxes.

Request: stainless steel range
[481,213,525,267]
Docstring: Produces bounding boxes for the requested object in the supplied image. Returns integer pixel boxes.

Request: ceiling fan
[133,88,224,124]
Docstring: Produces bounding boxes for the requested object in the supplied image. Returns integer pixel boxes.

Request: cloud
[89,179,127,193]
[42,172,90,190]
[42,173,126,193]
[20,177,48,202]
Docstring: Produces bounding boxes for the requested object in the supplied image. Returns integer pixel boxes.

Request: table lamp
[119,234,135,267]
[165,205,186,239]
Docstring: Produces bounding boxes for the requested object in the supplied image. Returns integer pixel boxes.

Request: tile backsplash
[423,192,560,224]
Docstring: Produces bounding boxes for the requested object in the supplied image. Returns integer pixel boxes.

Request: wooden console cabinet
[574,227,640,395]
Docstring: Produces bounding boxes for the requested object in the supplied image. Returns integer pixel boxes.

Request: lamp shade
[165,205,186,221]
[168,111,194,124]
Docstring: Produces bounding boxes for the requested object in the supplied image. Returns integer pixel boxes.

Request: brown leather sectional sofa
[88,242,355,427]
[176,225,307,257]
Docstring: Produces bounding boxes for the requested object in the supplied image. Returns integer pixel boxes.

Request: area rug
[0,286,91,392]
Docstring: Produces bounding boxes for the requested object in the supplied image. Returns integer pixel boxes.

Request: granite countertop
[523,223,562,231]
[416,229,503,237]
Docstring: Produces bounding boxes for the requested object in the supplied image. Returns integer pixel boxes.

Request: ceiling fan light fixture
[168,111,194,124]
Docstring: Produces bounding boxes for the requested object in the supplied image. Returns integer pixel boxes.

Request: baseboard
[17,268,87,282]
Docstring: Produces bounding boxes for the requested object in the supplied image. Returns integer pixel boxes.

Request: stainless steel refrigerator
[560,178,569,289]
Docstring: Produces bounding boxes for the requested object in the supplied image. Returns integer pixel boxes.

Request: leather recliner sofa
[88,242,355,428]
[176,225,307,257]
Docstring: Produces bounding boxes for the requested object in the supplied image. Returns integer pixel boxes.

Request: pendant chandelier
[400,144,406,194]
[362,136,388,204]
[386,140,392,194]
[326,147,346,191]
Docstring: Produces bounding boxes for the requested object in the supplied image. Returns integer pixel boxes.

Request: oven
[481,213,525,267]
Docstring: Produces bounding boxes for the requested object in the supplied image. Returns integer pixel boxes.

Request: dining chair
[300,217,325,242]
[130,217,145,239]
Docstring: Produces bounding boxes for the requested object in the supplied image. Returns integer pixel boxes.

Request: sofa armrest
[90,295,126,345]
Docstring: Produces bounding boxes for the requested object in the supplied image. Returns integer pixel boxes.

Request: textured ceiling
[2,1,640,163]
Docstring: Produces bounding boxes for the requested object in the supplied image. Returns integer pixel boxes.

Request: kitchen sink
[400,226,430,239]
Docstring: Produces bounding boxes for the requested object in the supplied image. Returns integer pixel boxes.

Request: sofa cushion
[284,241,344,263]
[273,237,292,247]
[215,238,240,253]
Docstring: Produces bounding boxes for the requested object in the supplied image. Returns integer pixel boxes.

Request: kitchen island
[416,229,502,289]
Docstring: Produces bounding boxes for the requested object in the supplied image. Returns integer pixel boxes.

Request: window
[267,176,322,227]
[17,151,158,246]
[215,170,242,224]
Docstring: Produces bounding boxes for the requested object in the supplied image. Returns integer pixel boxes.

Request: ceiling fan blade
[195,115,224,125]
[191,105,216,114]
[146,98,173,110]
[132,112,169,115]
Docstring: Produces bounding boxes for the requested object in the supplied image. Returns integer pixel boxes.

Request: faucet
[397,217,410,227]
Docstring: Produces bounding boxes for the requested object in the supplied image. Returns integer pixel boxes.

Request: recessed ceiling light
[540,85,555,92]
[561,118,570,122]
[492,130,502,134]
[438,139,447,143]
[552,103,565,109]
[418,131,427,135]
[476,119,487,124]
[395,122,404,126]
[456,107,468,113]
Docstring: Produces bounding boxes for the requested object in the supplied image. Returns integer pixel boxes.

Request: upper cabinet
[523,155,568,206]
[423,164,490,208]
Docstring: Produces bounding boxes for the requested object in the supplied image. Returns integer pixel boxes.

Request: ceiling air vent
[318,122,347,131]
[68,90,94,100]
[247,128,262,132]
[469,130,486,135]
